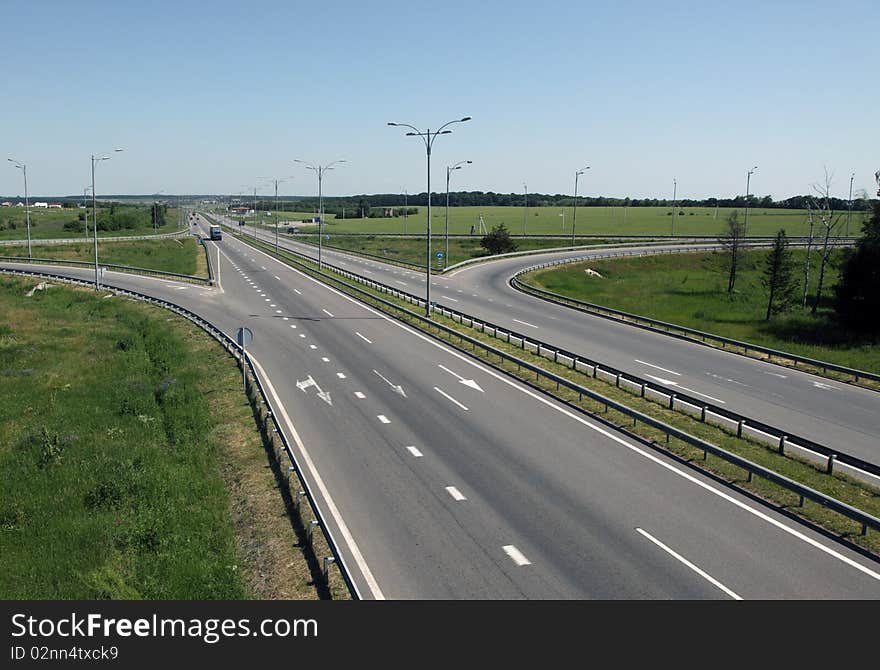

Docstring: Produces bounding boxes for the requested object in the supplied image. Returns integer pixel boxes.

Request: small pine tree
[762,229,796,320]
[834,201,880,331]
[480,223,518,255]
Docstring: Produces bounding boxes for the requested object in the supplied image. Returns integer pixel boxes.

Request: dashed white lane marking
[502,545,531,566]
[512,318,539,329]
[322,357,330,362]
[283,317,289,321]
[355,332,373,344]
[294,289,302,295]
[270,303,277,307]
[406,446,423,458]
[445,486,467,501]
[337,373,346,379]
[264,298,271,302]
[275,275,281,280]
[434,387,469,411]
[763,371,788,379]
[299,334,306,338]
[635,359,681,376]
[635,527,743,600]
[290,324,297,329]
[323,309,334,317]
[309,344,317,349]
[377,414,391,424]
[275,310,282,314]
[645,374,727,404]
[396,280,408,286]
[441,296,459,302]
[354,392,366,399]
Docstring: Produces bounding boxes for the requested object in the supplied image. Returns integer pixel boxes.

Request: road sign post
[236,327,253,392]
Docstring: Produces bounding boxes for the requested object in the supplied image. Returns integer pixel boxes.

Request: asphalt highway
[228,219,880,468]
[3,217,879,599]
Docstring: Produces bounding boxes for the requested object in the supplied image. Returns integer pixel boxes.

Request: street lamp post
[571,165,590,247]
[847,172,855,237]
[388,116,471,317]
[523,182,528,238]
[258,176,294,255]
[7,159,31,258]
[445,160,471,269]
[744,166,757,236]
[91,149,124,290]
[671,178,677,237]
[294,160,345,270]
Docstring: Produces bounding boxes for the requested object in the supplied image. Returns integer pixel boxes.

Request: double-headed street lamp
[91,149,123,290]
[294,159,345,270]
[388,116,471,317]
[744,166,757,236]
[571,165,590,246]
[258,176,294,255]
[445,160,471,269]
[7,158,31,258]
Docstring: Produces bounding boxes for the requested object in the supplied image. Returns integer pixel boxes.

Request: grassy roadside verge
[0,238,207,278]
[521,249,880,375]
[0,275,322,599]
[235,232,880,555]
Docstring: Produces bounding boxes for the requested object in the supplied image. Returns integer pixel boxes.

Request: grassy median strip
[0,238,207,278]
[238,233,880,555]
[0,275,323,599]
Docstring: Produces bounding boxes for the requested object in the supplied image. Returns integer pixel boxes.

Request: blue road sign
[436,252,444,259]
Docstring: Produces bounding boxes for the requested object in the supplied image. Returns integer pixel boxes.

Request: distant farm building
[48,202,63,208]
[33,202,48,208]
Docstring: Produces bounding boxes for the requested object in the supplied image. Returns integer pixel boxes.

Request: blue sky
[2,0,877,200]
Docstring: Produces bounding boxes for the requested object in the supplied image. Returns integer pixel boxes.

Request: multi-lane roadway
[2,215,879,599]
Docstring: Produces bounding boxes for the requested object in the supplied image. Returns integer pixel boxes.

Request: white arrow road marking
[373,369,407,397]
[635,359,681,376]
[434,387,468,411]
[438,364,484,392]
[635,528,743,600]
[645,374,726,404]
[296,375,332,405]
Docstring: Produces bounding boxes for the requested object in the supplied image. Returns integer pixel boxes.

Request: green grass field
[222,205,869,238]
[0,276,249,598]
[0,238,206,277]
[523,249,880,373]
[0,206,182,241]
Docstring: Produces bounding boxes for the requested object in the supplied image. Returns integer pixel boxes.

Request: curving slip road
[3,216,879,599]
[225,218,880,469]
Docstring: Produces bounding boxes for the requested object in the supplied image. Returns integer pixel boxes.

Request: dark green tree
[762,229,796,320]
[834,201,880,331]
[480,223,518,255]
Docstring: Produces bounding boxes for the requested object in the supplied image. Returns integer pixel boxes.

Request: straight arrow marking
[438,364,484,392]
[373,369,407,397]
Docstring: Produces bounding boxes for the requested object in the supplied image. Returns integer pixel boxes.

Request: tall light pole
[258,176,294,255]
[523,182,528,237]
[90,149,124,290]
[847,172,855,237]
[388,116,471,317]
[294,159,345,270]
[671,178,677,237]
[744,166,757,236]
[7,159,31,259]
[571,165,590,246]
[445,160,471,269]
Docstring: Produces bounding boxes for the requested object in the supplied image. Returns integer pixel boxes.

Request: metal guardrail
[509,252,880,386]
[0,254,212,285]
[0,228,190,246]
[204,236,880,539]
[0,265,359,599]
[215,219,880,481]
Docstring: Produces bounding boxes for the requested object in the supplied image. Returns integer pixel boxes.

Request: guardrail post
[640,383,646,398]
[826,454,835,475]
[701,406,707,422]
[307,520,319,547]
[668,393,676,410]
[778,435,787,454]
[323,556,336,583]
[615,373,621,388]
[294,489,305,515]
[737,420,745,438]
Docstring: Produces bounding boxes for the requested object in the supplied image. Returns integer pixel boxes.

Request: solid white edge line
[635,527,743,600]
[233,221,880,584]
[635,359,681,376]
[248,353,385,600]
[512,318,539,329]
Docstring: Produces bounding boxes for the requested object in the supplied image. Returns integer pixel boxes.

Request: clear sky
[2,0,877,201]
